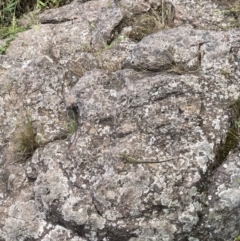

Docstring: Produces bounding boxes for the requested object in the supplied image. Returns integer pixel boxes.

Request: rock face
[0,0,240,240]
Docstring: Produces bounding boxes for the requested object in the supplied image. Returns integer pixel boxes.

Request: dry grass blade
[14,114,40,162]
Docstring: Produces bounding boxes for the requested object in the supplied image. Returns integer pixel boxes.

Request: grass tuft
[234,235,240,241]
[0,0,74,54]
[14,113,40,161]
[0,0,73,27]
[113,2,175,42]
[64,117,78,139]
[0,16,26,54]
[215,98,240,168]
[216,0,240,28]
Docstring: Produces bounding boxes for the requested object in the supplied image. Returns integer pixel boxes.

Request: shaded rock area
[0,0,240,240]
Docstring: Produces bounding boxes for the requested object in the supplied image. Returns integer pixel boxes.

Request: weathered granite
[0,0,240,240]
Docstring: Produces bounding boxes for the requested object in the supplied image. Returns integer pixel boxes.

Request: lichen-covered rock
[173,0,237,30]
[0,0,240,240]
[191,152,240,241]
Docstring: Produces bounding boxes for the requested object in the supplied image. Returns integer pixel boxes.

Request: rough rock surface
[0,0,240,240]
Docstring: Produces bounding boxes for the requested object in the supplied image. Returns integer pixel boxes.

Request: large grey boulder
[0,0,240,240]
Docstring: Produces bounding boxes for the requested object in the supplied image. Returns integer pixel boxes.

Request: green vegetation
[61,106,79,140]
[96,35,126,56]
[215,98,240,168]
[218,0,240,13]
[0,0,73,54]
[0,0,73,27]
[0,16,26,54]
[217,0,240,28]
[220,69,231,78]
[13,110,78,162]
[15,113,40,161]
[64,117,78,139]
[115,2,175,42]
[234,235,240,241]
[0,34,15,54]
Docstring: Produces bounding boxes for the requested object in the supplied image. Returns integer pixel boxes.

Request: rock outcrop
[0,0,240,240]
